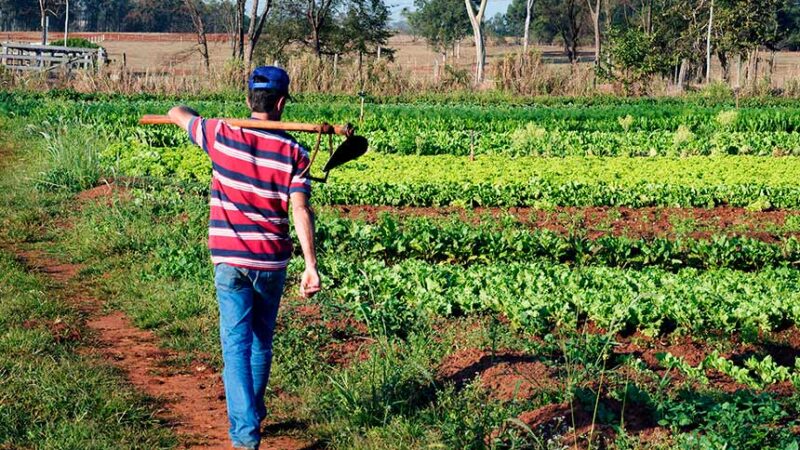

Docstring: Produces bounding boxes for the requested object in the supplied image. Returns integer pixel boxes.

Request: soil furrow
[328,205,800,243]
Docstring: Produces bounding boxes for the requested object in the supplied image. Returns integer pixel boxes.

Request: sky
[244,0,515,21]
[385,0,514,20]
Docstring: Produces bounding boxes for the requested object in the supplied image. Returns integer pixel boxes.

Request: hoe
[139,115,368,182]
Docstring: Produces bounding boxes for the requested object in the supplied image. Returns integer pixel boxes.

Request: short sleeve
[289,144,312,197]
[187,117,219,154]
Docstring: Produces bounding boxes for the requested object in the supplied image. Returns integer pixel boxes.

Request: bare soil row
[329,205,800,243]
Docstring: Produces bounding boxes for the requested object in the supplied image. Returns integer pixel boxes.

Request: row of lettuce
[290,255,799,337]
[313,213,799,271]
[101,143,800,209]
[10,93,800,156]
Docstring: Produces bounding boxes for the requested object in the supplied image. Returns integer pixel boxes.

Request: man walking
[168,66,320,449]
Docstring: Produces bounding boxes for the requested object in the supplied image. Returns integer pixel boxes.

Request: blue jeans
[214,263,286,449]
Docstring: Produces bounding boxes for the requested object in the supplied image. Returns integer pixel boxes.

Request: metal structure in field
[0,43,105,72]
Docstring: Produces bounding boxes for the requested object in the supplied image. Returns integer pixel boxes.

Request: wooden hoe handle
[139,115,354,136]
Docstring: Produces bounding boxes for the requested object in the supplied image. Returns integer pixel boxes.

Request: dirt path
[15,247,316,450]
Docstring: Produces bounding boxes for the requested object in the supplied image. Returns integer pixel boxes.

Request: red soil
[75,182,131,206]
[14,223,315,448]
[329,205,800,243]
[438,348,559,401]
[283,299,372,367]
[615,334,711,368]
[508,398,663,449]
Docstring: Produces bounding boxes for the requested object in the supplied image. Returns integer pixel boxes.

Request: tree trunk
[705,0,713,83]
[312,27,321,57]
[246,0,271,69]
[735,53,742,89]
[64,0,68,45]
[465,0,488,84]
[752,48,759,87]
[184,0,210,69]
[245,0,259,66]
[586,0,601,69]
[39,0,47,45]
[523,0,534,52]
[234,0,245,60]
[677,58,689,91]
[768,50,776,83]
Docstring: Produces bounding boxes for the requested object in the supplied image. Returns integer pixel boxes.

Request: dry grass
[3,32,800,97]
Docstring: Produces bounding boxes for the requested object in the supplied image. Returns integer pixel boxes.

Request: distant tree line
[0,0,234,33]
[3,0,799,89]
[404,0,800,89]
[0,0,393,76]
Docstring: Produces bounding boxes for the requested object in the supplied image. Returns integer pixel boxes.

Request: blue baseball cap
[248,66,291,98]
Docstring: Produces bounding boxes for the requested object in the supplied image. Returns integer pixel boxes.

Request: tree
[234,0,245,59]
[405,0,470,64]
[252,0,306,63]
[245,0,272,68]
[539,0,586,63]
[586,0,601,67]
[294,0,340,57]
[123,0,192,32]
[776,0,800,50]
[338,0,394,59]
[602,26,671,93]
[464,0,488,82]
[39,0,65,44]
[705,0,713,82]
[523,0,535,50]
[184,0,210,68]
[501,0,527,37]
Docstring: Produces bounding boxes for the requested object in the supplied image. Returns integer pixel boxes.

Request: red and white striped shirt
[188,117,311,271]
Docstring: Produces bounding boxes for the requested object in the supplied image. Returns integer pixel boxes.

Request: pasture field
[2,91,800,449]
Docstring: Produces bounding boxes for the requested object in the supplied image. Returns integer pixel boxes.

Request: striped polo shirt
[187,116,311,271]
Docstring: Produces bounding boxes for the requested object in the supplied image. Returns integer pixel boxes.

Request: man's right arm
[290,191,320,298]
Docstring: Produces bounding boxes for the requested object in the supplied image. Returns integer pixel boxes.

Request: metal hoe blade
[323,135,369,172]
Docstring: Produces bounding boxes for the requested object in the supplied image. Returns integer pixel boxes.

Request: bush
[49,38,101,49]
[601,27,671,95]
[510,123,547,156]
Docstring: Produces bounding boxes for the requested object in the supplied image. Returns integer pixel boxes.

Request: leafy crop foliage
[318,256,800,337]
[315,213,800,271]
[100,146,800,208]
[7,93,800,157]
[8,92,800,448]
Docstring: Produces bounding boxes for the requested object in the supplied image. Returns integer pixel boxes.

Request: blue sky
[386,0,513,20]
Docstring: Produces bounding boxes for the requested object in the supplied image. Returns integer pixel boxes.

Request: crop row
[9,93,800,132]
[314,213,800,271]
[10,95,800,156]
[663,351,800,391]
[302,256,800,337]
[100,145,800,208]
[117,125,800,157]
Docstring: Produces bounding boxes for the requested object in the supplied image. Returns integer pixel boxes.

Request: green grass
[0,118,176,450]
[0,251,176,449]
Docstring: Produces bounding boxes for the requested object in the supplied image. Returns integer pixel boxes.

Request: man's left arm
[169,105,216,154]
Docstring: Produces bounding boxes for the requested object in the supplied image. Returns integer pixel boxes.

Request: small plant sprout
[673,124,695,148]
[716,109,739,130]
[618,114,634,132]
